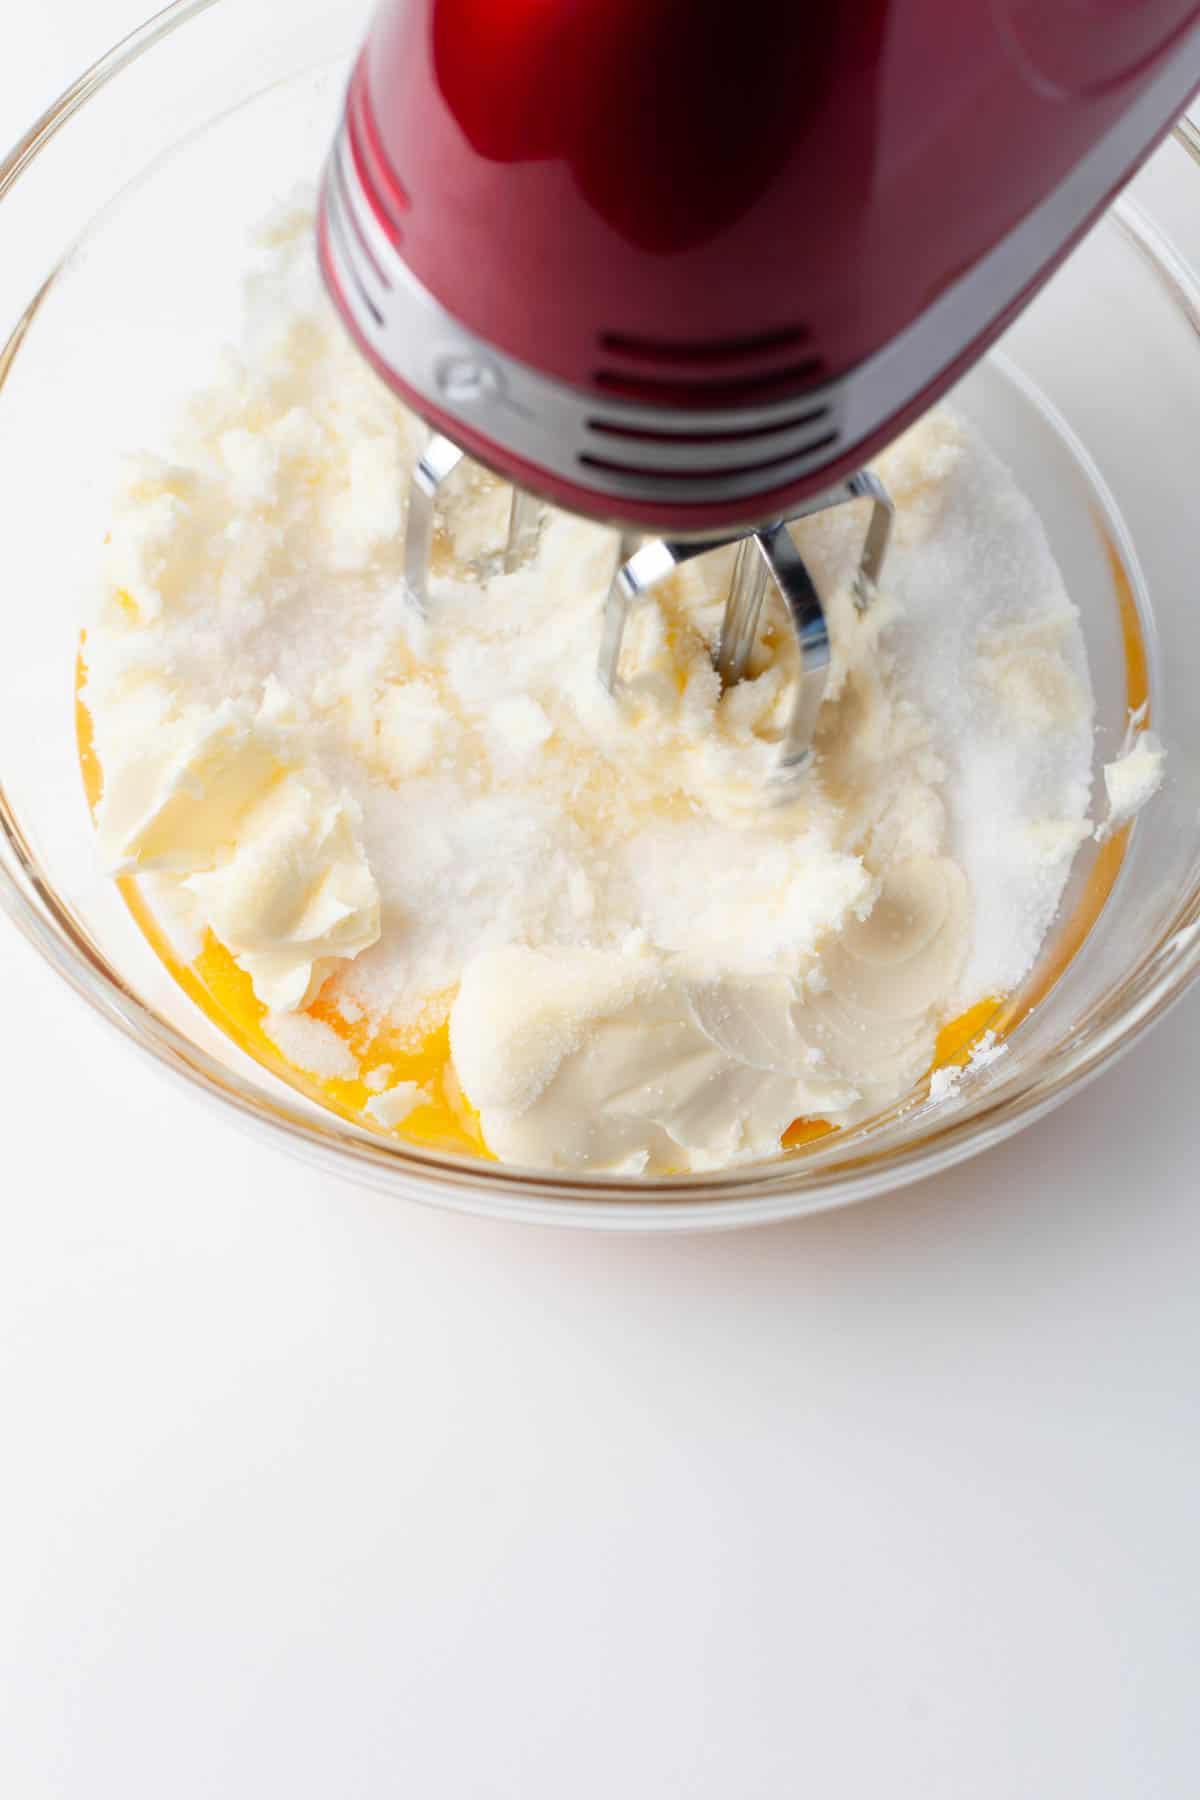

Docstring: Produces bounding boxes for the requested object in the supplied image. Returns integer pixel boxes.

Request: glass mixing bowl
[3,0,1200,1230]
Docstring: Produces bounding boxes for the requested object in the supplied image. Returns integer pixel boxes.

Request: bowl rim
[3,0,1200,1230]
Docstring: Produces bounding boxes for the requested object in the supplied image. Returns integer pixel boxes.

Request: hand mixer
[319,0,1200,779]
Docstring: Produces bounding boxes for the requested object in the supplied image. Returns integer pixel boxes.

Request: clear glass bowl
[3,0,1200,1230]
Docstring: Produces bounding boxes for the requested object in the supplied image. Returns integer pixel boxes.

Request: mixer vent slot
[586,405,830,449]
[599,326,811,365]
[578,434,840,487]
[593,323,824,409]
[581,376,840,487]
[592,364,825,407]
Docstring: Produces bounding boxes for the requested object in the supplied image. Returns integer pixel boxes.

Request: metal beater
[319,0,1200,780]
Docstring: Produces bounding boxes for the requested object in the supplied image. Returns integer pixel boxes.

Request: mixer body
[320,0,1200,532]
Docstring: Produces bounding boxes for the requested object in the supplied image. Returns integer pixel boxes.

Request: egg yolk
[78,650,1006,1162]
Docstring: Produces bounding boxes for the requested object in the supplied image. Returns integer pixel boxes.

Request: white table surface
[3,7,1199,1797]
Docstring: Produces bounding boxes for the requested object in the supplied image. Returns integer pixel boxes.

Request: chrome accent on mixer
[504,488,544,572]
[404,432,546,612]
[599,474,894,786]
[400,419,893,781]
[715,537,770,690]
[838,471,893,609]
[404,433,462,614]
[596,529,833,788]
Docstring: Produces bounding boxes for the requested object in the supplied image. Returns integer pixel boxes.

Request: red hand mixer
[319,0,1200,774]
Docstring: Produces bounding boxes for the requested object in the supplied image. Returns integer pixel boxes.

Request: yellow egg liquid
[78,527,1144,1167]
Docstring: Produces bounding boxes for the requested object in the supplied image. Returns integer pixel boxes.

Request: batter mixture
[79,206,1145,1174]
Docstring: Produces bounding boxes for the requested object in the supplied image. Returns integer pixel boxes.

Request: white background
[3,6,1199,1796]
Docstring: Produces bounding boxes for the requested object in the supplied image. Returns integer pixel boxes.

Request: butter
[263,1007,361,1080]
[363,1081,425,1129]
[96,686,380,1009]
[186,770,380,1009]
[450,858,969,1172]
[95,697,284,876]
[450,947,855,1173]
[1100,729,1165,836]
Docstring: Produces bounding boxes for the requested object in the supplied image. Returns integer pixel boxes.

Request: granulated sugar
[81,206,1120,1167]
[803,409,1098,998]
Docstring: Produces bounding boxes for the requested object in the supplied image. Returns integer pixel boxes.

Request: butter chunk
[96,686,380,1010]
